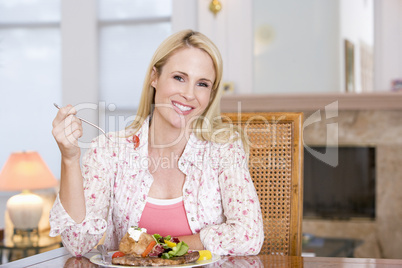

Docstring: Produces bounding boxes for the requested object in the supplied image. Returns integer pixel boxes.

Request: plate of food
[90,227,220,267]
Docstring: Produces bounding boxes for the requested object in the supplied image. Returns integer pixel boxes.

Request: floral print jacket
[49,117,264,256]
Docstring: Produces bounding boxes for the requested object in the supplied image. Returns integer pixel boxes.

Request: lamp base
[12,227,39,245]
[6,190,43,230]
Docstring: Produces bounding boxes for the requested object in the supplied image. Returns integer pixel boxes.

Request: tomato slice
[112,251,125,259]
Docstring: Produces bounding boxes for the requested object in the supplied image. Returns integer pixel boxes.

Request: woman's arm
[177,233,204,250]
[59,157,86,223]
[50,140,113,256]
[50,105,112,256]
[52,105,86,222]
[199,139,264,255]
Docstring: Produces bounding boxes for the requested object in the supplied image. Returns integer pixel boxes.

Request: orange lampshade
[0,151,58,191]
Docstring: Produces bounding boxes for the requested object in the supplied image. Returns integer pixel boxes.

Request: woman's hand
[52,104,83,162]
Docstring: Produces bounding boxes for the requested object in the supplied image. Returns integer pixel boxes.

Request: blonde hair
[126,29,248,152]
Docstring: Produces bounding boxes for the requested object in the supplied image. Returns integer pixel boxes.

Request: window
[0,1,178,177]
[0,0,61,177]
[98,0,172,110]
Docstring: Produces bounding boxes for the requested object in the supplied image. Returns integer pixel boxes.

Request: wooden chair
[222,112,304,256]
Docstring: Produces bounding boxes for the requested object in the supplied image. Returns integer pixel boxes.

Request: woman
[50,30,264,256]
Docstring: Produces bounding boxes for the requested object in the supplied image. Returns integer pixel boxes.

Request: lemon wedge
[197,250,212,261]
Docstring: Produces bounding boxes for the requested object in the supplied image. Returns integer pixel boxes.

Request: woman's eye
[198,82,209,88]
[174,75,184,82]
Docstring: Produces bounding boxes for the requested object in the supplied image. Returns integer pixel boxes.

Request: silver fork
[53,103,111,141]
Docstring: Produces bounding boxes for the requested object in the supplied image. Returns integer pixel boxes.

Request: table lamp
[0,151,58,231]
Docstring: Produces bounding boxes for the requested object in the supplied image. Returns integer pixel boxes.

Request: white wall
[374,0,402,91]
[59,0,402,103]
[340,0,374,93]
[172,0,197,31]
[253,0,341,93]
[198,0,401,94]
[196,0,253,94]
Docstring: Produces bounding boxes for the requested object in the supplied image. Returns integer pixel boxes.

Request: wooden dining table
[2,247,402,268]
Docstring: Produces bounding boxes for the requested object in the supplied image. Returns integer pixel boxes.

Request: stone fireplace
[221,92,402,259]
[304,145,376,220]
[302,109,402,259]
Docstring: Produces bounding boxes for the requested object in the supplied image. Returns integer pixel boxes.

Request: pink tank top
[138,196,193,237]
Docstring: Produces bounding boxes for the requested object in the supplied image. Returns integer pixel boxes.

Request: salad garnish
[152,234,189,259]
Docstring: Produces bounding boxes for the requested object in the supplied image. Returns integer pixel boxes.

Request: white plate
[90,251,221,267]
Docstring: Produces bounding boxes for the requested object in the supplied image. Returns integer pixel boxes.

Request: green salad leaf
[161,241,189,259]
[152,234,163,243]
[151,234,189,259]
[152,234,173,243]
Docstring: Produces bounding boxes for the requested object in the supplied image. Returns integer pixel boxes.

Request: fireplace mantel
[221,92,402,112]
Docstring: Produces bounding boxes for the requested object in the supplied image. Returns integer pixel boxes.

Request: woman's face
[151,47,215,131]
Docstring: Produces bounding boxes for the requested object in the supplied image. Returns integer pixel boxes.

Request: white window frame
[61,0,99,140]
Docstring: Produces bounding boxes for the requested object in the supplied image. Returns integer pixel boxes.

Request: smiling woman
[49,30,264,258]
[129,30,223,140]
[150,47,215,133]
